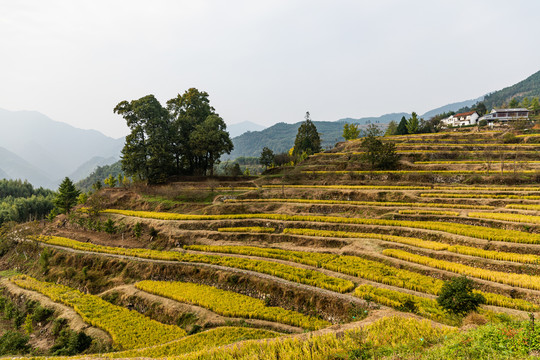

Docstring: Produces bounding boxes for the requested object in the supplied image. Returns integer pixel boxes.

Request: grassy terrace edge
[103,209,540,244]
[11,275,186,350]
[33,235,354,293]
[184,244,538,313]
[134,280,330,330]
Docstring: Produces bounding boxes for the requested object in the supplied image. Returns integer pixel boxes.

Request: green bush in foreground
[437,276,485,315]
[422,319,540,359]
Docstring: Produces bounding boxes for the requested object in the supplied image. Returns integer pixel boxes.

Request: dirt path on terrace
[99,284,303,333]
[0,278,111,343]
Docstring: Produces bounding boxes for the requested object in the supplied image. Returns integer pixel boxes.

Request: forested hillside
[75,162,123,192]
[483,70,540,109]
[228,113,408,159]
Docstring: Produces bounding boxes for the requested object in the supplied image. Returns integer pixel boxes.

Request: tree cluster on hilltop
[0,179,55,226]
[115,88,233,183]
[0,179,53,199]
[385,112,443,136]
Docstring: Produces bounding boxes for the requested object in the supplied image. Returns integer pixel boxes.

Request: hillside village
[442,108,531,127]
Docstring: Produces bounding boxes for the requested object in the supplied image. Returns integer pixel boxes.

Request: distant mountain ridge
[227,121,266,137]
[0,108,124,188]
[68,156,119,182]
[226,113,409,159]
[420,97,484,120]
[0,146,54,188]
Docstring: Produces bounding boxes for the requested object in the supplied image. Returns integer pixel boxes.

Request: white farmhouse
[441,115,455,127]
[479,108,530,125]
[453,111,479,126]
[441,111,479,127]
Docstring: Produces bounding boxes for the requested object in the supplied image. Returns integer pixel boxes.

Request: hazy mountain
[68,156,119,182]
[483,70,540,109]
[227,113,409,159]
[0,108,124,187]
[421,97,484,120]
[0,146,55,187]
[227,121,266,137]
[336,113,412,124]
[0,168,9,180]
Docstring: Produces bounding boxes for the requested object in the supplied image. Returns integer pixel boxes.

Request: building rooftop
[454,111,477,117]
[491,108,529,112]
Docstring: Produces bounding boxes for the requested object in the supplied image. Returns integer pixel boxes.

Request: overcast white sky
[1,0,540,138]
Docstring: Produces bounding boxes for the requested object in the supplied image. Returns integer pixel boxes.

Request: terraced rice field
[7,130,540,358]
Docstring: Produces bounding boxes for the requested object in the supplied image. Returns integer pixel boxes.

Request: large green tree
[437,276,485,315]
[167,88,217,175]
[293,112,321,157]
[114,95,173,182]
[361,125,399,170]
[55,177,80,214]
[259,147,275,170]
[115,89,233,181]
[508,97,519,108]
[188,114,233,175]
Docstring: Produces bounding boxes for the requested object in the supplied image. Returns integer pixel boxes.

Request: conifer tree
[395,116,409,135]
[55,177,80,214]
[293,112,321,157]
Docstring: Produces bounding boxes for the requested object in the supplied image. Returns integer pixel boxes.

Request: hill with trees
[227,113,409,159]
[483,70,540,109]
[75,162,123,192]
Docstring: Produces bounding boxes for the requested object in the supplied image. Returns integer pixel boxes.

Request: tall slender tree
[293,112,321,157]
[259,147,275,170]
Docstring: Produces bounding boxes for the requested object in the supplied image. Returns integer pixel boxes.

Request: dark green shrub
[437,276,485,315]
[32,305,54,323]
[39,248,51,274]
[51,318,68,337]
[103,219,116,234]
[133,222,142,238]
[0,331,30,355]
[51,329,92,356]
[502,133,519,144]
